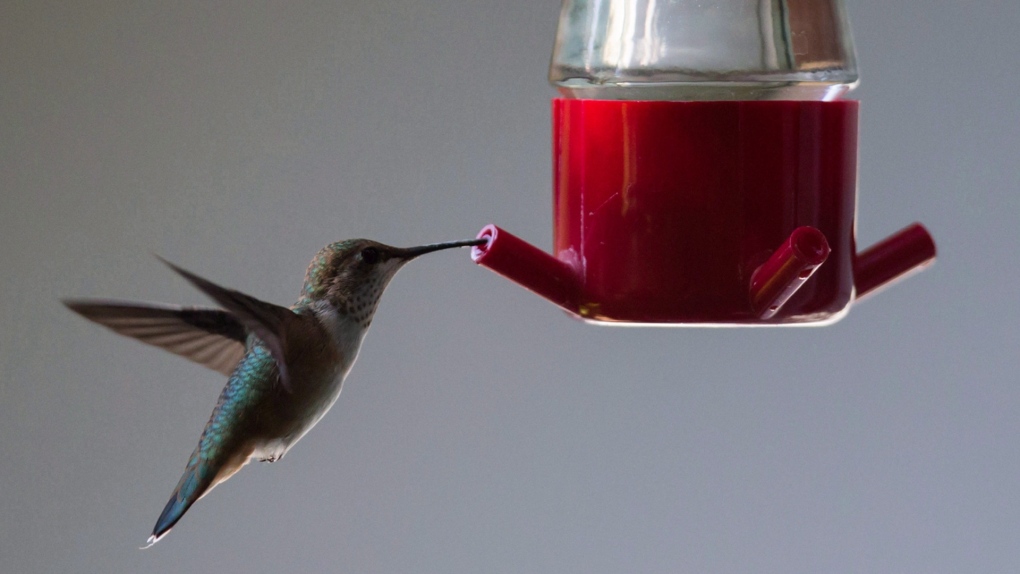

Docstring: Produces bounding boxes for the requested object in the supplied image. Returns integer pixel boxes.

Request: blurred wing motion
[156,257,298,392]
[63,300,248,376]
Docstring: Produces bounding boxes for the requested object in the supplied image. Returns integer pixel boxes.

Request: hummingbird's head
[299,237,485,325]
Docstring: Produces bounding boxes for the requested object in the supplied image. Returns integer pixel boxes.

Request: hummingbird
[64,237,486,546]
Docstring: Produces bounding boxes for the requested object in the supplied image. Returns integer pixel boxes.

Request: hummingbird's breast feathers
[308,299,368,373]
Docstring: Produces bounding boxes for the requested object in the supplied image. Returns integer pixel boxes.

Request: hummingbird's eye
[359,247,380,265]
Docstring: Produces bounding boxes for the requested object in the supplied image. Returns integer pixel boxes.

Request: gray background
[2,1,1017,572]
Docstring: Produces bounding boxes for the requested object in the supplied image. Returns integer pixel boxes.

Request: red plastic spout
[854,223,936,300]
[470,224,581,314]
[750,226,831,319]
[470,222,936,323]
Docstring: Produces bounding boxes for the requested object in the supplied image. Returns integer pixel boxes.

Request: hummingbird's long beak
[397,238,489,260]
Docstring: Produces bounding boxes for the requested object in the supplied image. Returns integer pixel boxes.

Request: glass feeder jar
[473,0,935,325]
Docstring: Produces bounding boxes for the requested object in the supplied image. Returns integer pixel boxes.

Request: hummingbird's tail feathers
[147,457,215,546]
[156,257,300,393]
[63,299,247,376]
[146,444,255,546]
[145,446,233,546]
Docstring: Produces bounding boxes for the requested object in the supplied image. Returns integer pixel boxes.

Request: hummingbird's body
[65,237,484,545]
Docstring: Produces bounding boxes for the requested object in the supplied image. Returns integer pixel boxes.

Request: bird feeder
[472,0,935,325]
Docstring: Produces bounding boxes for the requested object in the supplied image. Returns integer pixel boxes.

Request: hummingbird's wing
[157,257,298,393]
[63,300,247,376]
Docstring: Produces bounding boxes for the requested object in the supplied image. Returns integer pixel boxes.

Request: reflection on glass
[550,0,858,100]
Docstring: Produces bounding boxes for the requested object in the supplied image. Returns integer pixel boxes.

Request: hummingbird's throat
[333,260,403,327]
